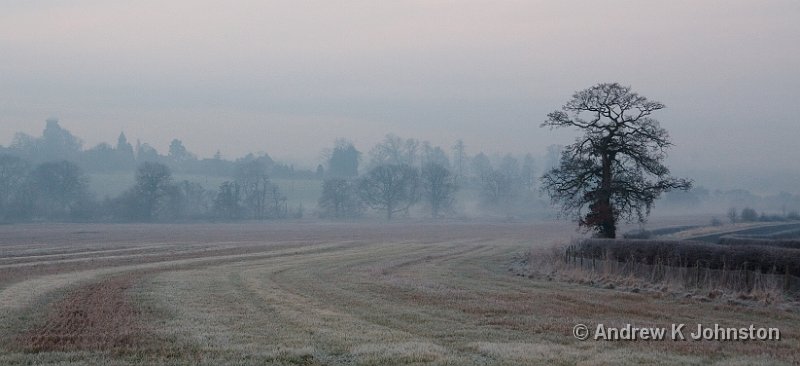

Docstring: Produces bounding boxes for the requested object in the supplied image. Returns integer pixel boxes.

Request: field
[1,221,799,365]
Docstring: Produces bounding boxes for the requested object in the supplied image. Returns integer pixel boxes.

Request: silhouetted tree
[543,144,563,172]
[541,83,691,238]
[420,142,450,169]
[741,207,758,222]
[521,153,537,193]
[471,153,492,181]
[499,155,521,187]
[30,161,91,219]
[214,181,242,220]
[316,164,325,179]
[168,139,194,164]
[327,139,360,178]
[368,134,419,167]
[358,164,419,220]
[420,163,458,218]
[0,155,32,220]
[6,119,82,163]
[40,118,82,162]
[727,207,738,224]
[136,141,162,163]
[168,180,213,219]
[116,132,135,169]
[223,158,287,219]
[479,169,516,210]
[84,143,117,171]
[451,139,467,183]
[318,178,364,219]
[129,162,173,221]
[235,159,273,219]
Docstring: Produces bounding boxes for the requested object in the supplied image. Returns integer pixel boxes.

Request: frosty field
[0,222,797,365]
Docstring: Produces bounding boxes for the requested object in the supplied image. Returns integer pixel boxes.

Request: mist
[1,1,798,194]
[4,4,800,362]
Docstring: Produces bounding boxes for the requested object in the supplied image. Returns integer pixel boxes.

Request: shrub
[740,207,758,222]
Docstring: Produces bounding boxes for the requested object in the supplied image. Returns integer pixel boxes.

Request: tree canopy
[541,83,691,238]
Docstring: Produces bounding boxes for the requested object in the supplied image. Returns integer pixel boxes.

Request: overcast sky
[1,1,799,191]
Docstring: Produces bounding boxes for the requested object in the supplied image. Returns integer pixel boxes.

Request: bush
[740,207,758,222]
[622,229,651,239]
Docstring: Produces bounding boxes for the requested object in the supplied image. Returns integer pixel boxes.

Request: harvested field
[687,222,800,243]
[1,222,799,365]
[17,274,148,353]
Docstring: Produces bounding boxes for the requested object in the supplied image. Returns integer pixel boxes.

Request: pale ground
[0,221,797,365]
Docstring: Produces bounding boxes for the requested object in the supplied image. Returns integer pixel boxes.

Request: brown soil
[16,274,149,352]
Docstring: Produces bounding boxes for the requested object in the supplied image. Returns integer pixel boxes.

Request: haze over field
[4,3,800,365]
[1,1,799,192]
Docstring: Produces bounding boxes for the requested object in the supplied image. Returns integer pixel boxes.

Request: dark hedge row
[718,236,800,249]
[571,239,800,277]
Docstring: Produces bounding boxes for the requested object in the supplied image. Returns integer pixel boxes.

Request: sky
[1,1,799,192]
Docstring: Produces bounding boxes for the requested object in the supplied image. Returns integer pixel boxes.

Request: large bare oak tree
[541,83,691,238]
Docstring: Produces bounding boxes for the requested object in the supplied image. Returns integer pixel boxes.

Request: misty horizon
[2,1,799,193]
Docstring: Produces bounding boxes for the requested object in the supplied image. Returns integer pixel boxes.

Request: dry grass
[1,221,799,365]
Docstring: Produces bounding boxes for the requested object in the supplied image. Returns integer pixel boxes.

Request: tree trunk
[599,152,616,238]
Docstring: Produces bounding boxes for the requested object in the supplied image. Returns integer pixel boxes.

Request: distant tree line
[4,118,796,223]
[0,122,555,222]
[0,154,298,222]
[0,155,92,221]
[724,207,800,224]
[0,119,315,179]
[316,134,546,220]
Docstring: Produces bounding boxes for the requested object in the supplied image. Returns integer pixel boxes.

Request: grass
[1,222,799,365]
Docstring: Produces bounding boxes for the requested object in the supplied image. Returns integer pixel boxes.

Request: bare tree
[214,181,242,220]
[479,169,516,210]
[235,160,273,219]
[268,184,288,219]
[131,162,173,221]
[420,163,458,218]
[727,207,738,224]
[318,178,364,219]
[368,134,419,168]
[471,152,492,181]
[358,164,419,220]
[541,83,691,238]
[520,153,537,193]
[451,139,467,183]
